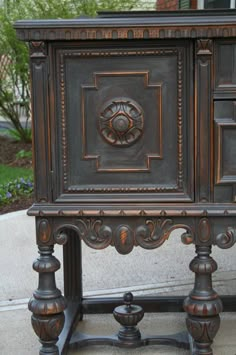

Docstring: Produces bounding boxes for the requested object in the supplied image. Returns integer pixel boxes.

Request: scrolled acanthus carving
[135,219,173,249]
[99,97,144,147]
[76,219,113,249]
[215,227,236,249]
[53,218,195,254]
[54,220,112,249]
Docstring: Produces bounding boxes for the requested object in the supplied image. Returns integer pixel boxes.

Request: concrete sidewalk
[1,210,236,354]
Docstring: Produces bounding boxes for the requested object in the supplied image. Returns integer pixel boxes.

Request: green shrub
[8,128,32,143]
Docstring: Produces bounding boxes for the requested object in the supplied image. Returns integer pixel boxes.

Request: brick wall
[156,0,179,10]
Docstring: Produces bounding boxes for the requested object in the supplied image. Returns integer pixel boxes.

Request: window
[198,0,235,8]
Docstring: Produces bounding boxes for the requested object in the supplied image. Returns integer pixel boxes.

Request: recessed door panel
[53,42,194,203]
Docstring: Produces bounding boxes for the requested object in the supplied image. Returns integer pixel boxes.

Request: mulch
[0,195,34,214]
[0,135,32,168]
[0,135,33,214]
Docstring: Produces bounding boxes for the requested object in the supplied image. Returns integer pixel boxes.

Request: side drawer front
[214,101,236,203]
[215,41,236,94]
[214,41,236,203]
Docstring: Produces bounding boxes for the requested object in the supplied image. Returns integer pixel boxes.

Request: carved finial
[113,292,144,343]
[124,292,133,309]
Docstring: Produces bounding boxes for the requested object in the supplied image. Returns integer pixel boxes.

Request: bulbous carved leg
[184,246,223,355]
[28,246,67,354]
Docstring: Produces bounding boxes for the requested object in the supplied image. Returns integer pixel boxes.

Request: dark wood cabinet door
[51,41,194,203]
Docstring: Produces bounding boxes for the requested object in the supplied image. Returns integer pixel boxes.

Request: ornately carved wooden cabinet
[15,10,236,355]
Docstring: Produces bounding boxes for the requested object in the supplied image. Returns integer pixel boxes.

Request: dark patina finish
[15,9,236,354]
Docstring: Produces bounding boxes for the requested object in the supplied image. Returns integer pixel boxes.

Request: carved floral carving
[99,98,144,147]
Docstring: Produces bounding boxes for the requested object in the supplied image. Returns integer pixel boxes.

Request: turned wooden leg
[28,245,67,355]
[184,245,223,355]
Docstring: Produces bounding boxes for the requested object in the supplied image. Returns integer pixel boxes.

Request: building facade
[156,0,236,10]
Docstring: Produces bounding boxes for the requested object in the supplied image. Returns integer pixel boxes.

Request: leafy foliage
[0,0,143,143]
[15,148,32,159]
[0,7,31,143]
[0,176,33,205]
[8,127,32,142]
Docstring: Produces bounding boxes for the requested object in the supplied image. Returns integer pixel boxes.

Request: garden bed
[0,136,33,214]
[0,136,32,168]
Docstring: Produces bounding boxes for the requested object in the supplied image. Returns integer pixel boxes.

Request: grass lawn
[0,164,33,185]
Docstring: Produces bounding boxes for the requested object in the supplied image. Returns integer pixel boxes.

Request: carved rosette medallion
[99,98,144,147]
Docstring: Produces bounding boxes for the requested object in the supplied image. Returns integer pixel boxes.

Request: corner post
[29,245,66,354]
[195,39,213,203]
